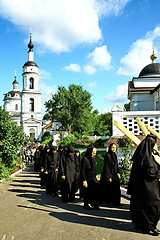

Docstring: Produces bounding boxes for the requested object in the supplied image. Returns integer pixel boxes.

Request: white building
[112,50,160,136]
[3,33,42,140]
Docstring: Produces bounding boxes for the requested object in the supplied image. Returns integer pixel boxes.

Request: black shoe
[90,203,100,209]
[84,204,92,210]
[150,228,160,236]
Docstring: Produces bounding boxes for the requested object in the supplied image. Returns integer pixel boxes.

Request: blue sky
[0,0,160,116]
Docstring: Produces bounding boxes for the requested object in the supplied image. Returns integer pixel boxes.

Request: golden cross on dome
[150,42,157,63]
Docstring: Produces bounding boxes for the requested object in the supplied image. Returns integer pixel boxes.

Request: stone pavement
[0,165,159,240]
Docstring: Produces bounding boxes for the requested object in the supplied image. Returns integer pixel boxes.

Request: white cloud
[97,107,111,114]
[38,69,57,116]
[117,26,160,76]
[87,45,112,70]
[83,65,97,75]
[82,45,112,75]
[105,83,128,103]
[96,0,131,18]
[0,0,130,53]
[39,69,52,80]
[87,81,97,88]
[63,63,81,72]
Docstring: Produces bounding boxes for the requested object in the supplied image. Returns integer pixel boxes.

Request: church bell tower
[20,32,42,140]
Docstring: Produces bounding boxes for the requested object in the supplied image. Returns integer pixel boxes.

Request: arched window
[29,98,34,111]
[29,77,34,89]
[29,128,35,138]
[15,104,18,110]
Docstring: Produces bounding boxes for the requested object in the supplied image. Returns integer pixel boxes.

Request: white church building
[112,50,160,137]
[3,33,42,140]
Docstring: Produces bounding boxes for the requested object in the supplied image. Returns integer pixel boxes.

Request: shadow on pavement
[7,165,146,235]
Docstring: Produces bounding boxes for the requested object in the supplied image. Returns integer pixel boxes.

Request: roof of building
[128,81,154,93]
[23,61,38,68]
[4,90,21,99]
[42,122,52,130]
[139,63,160,77]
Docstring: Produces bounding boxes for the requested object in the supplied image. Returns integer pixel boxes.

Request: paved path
[0,165,159,240]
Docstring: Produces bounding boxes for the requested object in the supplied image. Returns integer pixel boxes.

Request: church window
[15,104,18,110]
[29,98,34,111]
[29,77,34,89]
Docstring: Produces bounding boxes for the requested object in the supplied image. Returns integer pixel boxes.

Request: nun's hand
[83,180,88,188]
[61,175,65,180]
[108,178,112,183]
[117,173,121,179]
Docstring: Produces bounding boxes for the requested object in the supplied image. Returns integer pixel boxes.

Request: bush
[0,158,11,180]
[118,138,133,185]
[57,134,77,147]
[42,132,52,141]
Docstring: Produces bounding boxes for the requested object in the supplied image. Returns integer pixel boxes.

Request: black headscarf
[84,144,96,169]
[51,146,57,151]
[58,144,65,151]
[131,134,157,166]
[66,146,75,160]
[84,144,95,158]
[108,143,117,165]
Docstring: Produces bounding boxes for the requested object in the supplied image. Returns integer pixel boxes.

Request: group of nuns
[33,143,121,209]
[34,134,160,236]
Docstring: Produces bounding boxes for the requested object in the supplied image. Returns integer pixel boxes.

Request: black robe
[34,149,41,172]
[100,151,121,205]
[45,152,60,195]
[81,153,99,206]
[127,134,160,231]
[60,154,77,202]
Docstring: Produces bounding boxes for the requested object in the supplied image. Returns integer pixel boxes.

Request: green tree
[94,112,112,136]
[45,84,98,134]
[124,102,130,111]
[0,109,26,166]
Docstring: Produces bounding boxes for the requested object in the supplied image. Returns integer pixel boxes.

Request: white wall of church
[4,99,21,112]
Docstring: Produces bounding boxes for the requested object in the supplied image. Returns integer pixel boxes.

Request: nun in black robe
[74,150,82,194]
[34,146,41,172]
[81,144,99,209]
[60,146,77,203]
[127,134,160,236]
[44,146,60,196]
[56,144,66,190]
[100,143,121,205]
